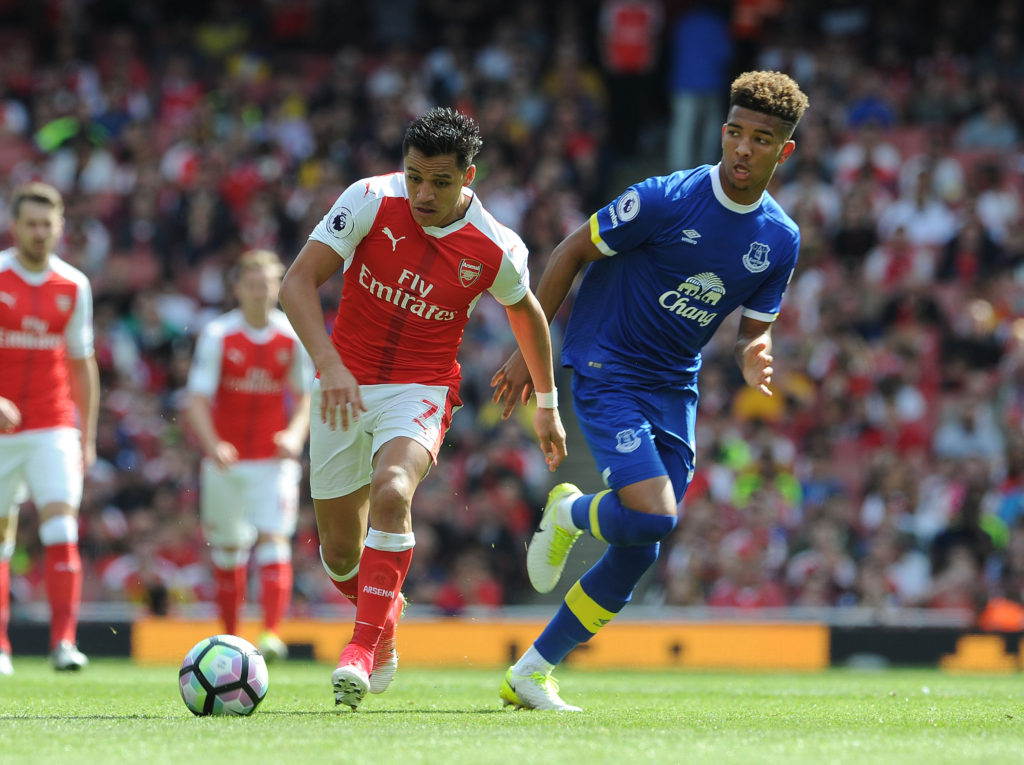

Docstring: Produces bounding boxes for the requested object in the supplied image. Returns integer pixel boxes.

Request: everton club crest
[741,242,771,273]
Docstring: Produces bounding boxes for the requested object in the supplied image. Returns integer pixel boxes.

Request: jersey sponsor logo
[331,206,353,237]
[382,226,406,251]
[658,272,723,328]
[358,263,456,321]
[223,368,284,394]
[614,428,642,453]
[680,229,701,245]
[742,242,771,273]
[0,291,15,308]
[413,398,440,432]
[0,328,63,349]
[458,258,482,288]
[615,189,641,224]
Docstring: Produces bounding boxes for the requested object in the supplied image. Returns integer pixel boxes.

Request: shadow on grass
[0,708,509,720]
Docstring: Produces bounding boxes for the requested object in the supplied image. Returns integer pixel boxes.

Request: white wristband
[535,389,558,409]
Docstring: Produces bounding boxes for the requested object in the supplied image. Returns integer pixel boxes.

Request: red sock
[212,565,246,636]
[259,561,292,634]
[329,574,360,606]
[351,546,413,653]
[44,543,81,650]
[0,558,10,654]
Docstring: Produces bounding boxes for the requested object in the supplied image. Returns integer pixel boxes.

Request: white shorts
[0,428,82,515]
[200,458,301,548]
[309,381,456,499]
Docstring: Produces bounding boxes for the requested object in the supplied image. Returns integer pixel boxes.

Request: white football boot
[51,641,88,671]
[369,593,406,694]
[527,483,584,593]
[499,667,582,711]
[332,662,370,710]
[259,631,289,663]
[0,651,12,676]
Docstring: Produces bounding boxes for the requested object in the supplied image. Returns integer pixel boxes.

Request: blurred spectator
[598,0,662,159]
[666,0,732,171]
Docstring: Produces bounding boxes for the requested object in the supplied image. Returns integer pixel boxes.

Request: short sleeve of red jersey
[486,227,530,306]
[52,258,94,359]
[186,321,223,397]
[308,176,389,263]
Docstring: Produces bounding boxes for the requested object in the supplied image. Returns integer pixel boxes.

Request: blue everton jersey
[561,164,800,386]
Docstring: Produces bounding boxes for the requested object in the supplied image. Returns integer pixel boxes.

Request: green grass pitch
[1,660,1024,764]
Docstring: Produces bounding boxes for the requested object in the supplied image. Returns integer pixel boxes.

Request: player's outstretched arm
[504,291,566,471]
[491,222,602,417]
[280,240,366,430]
[735,316,775,397]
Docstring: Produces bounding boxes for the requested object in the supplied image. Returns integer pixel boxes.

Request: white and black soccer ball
[178,634,270,716]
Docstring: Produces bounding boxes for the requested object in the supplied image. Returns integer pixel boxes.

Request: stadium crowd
[2,0,1024,628]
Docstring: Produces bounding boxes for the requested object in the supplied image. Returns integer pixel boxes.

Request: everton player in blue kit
[491,71,809,710]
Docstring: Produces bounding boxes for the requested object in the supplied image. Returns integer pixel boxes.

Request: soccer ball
[178,634,269,716]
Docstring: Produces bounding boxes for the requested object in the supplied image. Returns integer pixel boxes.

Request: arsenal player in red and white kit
[0,182,99,674]
[186,249,313,661]
[280,108,567,709]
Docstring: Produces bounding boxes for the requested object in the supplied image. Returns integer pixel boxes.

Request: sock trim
[254,540,291,566]
[319,546,358,582]
[210,547,249,569]
[565,580,616,634]
[365,527,415,552]
[39,515,78,545]
[588,491,610,542]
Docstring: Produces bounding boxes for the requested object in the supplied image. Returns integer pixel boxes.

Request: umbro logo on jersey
[383,227,406,251]
[680,229,701,245]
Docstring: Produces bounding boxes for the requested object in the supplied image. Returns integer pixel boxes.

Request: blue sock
[534,543,660,665]
[569,491,677,546]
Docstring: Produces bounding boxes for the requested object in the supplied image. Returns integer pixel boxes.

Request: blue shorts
[571,372,697,502]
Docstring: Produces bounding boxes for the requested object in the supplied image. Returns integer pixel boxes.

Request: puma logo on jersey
[0,292,14,308]
[382,227,406,251]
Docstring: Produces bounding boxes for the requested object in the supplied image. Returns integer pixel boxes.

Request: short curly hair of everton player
[402,107,483,170]
[730,71,810,138]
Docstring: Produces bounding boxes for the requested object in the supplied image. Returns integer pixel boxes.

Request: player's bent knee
[616,511,678,546]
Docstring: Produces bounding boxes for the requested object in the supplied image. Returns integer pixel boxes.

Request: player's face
[719,106,795,205]
[234,266,280,319]
[12,200,63,269]
[403,148,476,228]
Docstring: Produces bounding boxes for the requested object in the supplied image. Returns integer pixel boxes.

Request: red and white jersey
[0,249,93,431]
[187,308,314,460]
[309,172,530,394]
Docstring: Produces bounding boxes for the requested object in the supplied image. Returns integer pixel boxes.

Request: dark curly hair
[730,71,810,138]
[402,107,483,170]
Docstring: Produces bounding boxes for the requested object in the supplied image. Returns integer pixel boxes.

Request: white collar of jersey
[420,187,476,236]
[233,309,276,341]
[710,164,764,214]
[1,248,55,284]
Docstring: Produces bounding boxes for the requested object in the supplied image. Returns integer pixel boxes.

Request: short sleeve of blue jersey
[590,177,669,256]
[742,228,801,320]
